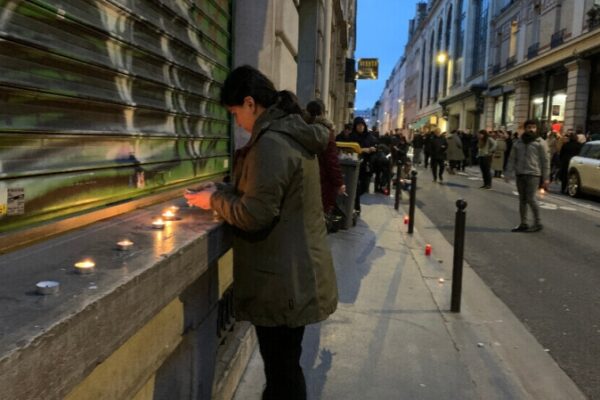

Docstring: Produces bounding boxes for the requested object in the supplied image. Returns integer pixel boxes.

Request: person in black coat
[430,128,448,183]
[558,131,583,194]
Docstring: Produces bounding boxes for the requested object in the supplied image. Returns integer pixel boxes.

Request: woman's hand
[338,184,347,195]
[184,187,216,210]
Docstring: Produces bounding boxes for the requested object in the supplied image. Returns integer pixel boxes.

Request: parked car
[568,141,600,197]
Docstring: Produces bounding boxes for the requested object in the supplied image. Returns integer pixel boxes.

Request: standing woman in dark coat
[185,66,338,400]
[477,130,497,189]
[306,99,345,220]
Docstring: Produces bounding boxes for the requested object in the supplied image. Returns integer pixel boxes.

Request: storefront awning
[411,116,430,129]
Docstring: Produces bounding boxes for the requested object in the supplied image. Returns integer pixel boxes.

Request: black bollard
[394,159,403,210]
[408,170,417,234]
[451,199,467,312]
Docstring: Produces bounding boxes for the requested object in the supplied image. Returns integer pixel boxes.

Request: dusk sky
[355,0,422,111]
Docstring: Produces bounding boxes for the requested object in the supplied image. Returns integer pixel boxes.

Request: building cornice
[489,28,600,87]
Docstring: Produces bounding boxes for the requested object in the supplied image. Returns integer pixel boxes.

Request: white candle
[74,260,95,274]
[152,218,165,229]
[36,280,60,295]
[116,239,134,251]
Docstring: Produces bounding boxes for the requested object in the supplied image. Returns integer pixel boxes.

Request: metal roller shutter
[0,0,232,232]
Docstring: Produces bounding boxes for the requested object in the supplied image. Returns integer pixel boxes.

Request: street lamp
[436,51,448,65]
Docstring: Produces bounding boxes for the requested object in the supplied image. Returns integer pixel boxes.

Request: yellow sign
[357,58,379,80]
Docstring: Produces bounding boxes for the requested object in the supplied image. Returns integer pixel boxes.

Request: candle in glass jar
[152,218,165,229]
[116,239,134,251]
[161,209,176,221]
[74,259,95,274]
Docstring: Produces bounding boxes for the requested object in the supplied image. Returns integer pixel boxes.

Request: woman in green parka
[184,65,338,400]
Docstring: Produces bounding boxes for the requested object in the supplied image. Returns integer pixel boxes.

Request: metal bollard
[451,199,468,313]
[394,159,403,210]
[408,170,417,234]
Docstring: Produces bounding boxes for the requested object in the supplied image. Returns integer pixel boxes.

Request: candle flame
[75,259,95,269]
[117,239,133,246]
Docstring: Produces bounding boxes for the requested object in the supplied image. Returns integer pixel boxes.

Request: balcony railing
[491,64,500,75]
[551,29,565,48]
[506,55,517,68]
[587,5,600,30]
[527,42,539,60]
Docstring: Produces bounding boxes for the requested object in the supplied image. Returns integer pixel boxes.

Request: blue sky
[355,0,422,110]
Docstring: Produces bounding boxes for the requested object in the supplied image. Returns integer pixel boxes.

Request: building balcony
[491,64,501,75]
[527,42,539,60]
[551,29,565,49]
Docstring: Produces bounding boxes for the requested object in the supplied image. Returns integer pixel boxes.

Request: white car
[568,141,600,197]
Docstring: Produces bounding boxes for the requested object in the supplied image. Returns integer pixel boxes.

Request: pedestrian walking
[430,128,448,183]
[184,65,338,400]
[446,130,464,174]
[352,117,378,215]
[492,131,506,178]
[476,130,497,189]
[505,120,550,232]
[460,130,472,170]
[423,130,433,168]
[412,131,424,166]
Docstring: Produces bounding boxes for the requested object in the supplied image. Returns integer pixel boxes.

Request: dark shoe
[479,185,487,189]
[511,224,529,232]
[527,224,543,232]
[483,185,492,190]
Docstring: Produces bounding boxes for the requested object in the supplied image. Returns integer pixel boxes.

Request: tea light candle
[161,209,176,221]
[74,260,95,274]
[152,218,165,229]
[36,280,60,295]
[116,239,134,251]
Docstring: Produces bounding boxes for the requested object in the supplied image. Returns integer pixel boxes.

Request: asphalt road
[412,165,600,400]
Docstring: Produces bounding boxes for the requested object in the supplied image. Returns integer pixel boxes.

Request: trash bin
[335,142,362,229]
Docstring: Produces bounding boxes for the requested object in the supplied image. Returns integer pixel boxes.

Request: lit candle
[425,244,432,256]
[74,260,96,274]
[152,218,165,229]
[161,209,176,221]
[403,215,409,225]
[36,280,60,295]
[116,239,134,251]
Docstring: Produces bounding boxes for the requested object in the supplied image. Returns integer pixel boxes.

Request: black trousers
[479,156,492,187]
[430,158,445,181]
[255,325,306,400]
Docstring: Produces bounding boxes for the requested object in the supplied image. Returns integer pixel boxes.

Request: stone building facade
[378,0,600,137]
[486,0,600,134]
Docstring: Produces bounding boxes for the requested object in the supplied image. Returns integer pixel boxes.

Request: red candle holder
[425,244,432,256]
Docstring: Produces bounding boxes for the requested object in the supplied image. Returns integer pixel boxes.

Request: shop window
[494,97,504,126]
[506,94,516,125]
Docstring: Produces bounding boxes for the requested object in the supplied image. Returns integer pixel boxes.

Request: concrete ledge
[0,201,232,400]
[212,322,258,400]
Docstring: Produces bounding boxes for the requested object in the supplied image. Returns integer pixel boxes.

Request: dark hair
[220,65,302,114]
[524,119,537,128]
[306,99,325,117]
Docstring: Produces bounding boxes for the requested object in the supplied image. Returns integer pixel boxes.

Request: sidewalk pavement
[231,193,587,400]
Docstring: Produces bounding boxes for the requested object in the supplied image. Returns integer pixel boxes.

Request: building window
[444,5,453,94]
[453,0,467,86]
[494,97,504,127]
[471,0,490,76]
[428,31,435,105]
[509,20,518,58]
[506,94,516,125]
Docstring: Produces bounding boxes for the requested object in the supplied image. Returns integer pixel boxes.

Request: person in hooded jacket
[505,120,550,232]
[558,130,583,194]
[351,117,378,214]
[184,65,337,400]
